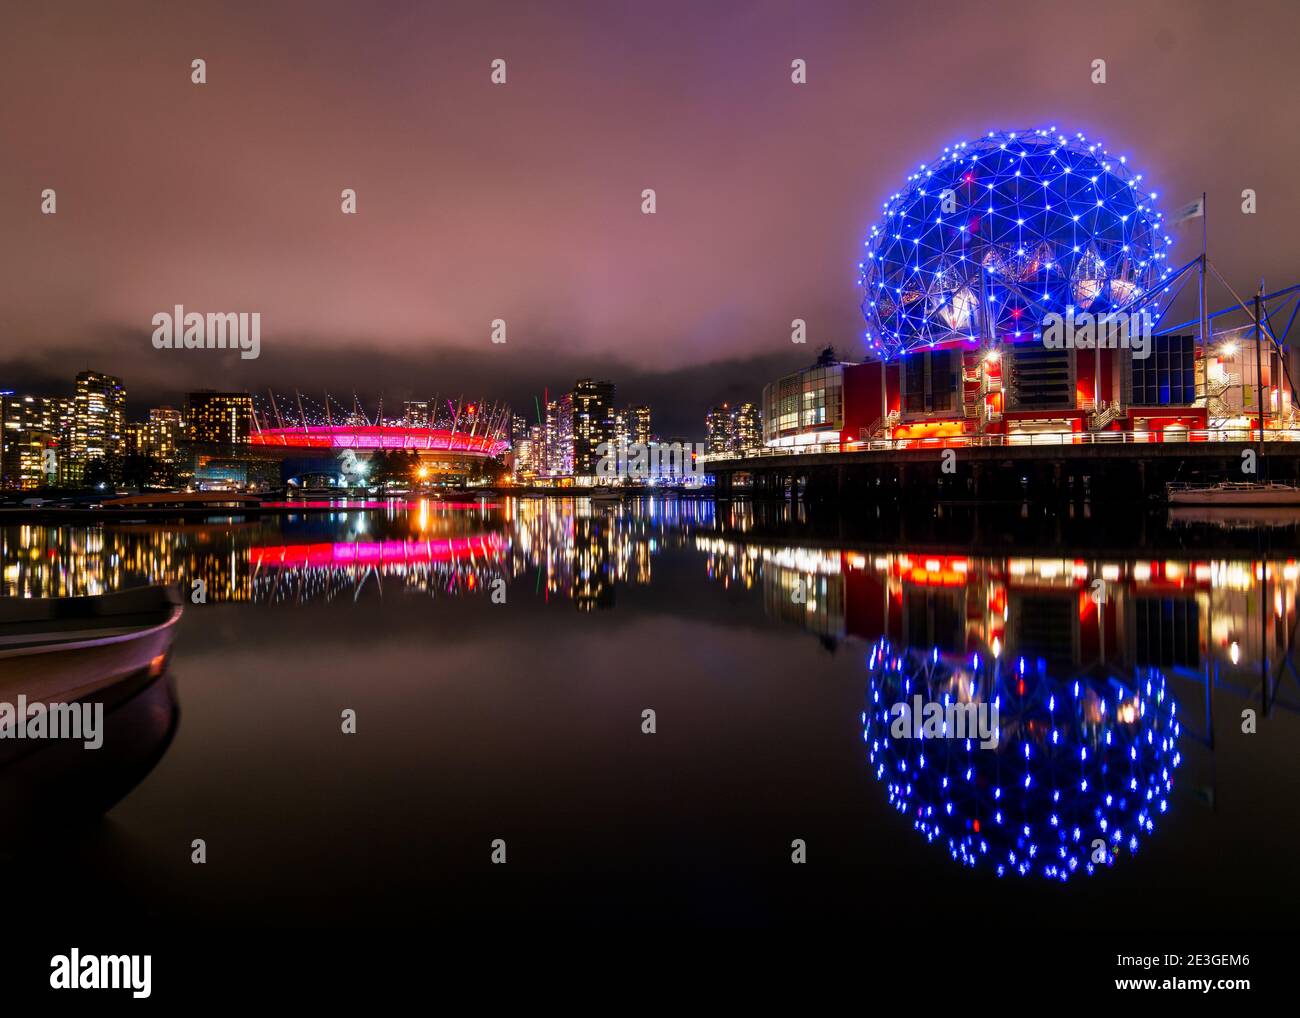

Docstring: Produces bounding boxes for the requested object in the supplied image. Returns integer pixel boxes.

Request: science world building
[760,127,1294,451]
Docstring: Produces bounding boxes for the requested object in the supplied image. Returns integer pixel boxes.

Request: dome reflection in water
[863,640,1181,880]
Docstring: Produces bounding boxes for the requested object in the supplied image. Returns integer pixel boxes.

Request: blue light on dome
[863,639,1180,881]
[858,128,1172,359]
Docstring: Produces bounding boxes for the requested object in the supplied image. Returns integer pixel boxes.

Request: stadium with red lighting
[233,407,512,487]
[250,425,509,456]
[219,391,517,487]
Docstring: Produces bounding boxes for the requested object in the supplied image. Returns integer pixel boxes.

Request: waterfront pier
[707,433,1300,502]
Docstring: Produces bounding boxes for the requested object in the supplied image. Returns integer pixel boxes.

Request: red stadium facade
[234,424,510,487]
[249,425,509,457]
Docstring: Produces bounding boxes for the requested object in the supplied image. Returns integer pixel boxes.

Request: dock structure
[705,434,1300,502]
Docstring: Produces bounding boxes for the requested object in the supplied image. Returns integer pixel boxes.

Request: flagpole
[1256,283,1265,466]
[1198,192,1209,356]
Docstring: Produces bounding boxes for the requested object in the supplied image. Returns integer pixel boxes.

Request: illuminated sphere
[862,640,1181,881]
[858,127,1173,359]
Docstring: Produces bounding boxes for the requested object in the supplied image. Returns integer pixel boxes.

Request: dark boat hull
[0,585,184,704]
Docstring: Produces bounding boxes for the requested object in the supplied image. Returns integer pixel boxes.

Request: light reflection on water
[864,643,1180,880]
[0,497,717,605]
[1,496,1296,920]
[2,497,1295,742]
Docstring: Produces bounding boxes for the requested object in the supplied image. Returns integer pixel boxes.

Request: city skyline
[1,357,754,441]
[4,1,1299,437]
[1,364,734,490]
[2,2,1298,1000]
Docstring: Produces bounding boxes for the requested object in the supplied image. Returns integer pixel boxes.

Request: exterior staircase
[1199,373,1238,419]
[864,410,900,439]
[1088,400,1123,431]
[965,371,1001,429]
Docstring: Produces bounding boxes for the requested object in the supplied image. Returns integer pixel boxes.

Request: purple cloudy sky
[2,0,1297,433]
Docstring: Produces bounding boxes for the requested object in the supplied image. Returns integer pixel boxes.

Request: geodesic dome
[858,128,1173,360]
[862,640,1181,881]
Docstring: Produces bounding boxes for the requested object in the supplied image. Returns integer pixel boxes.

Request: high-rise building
[124,420,147,458]
[1,394,75,488]
[572,378,615,475]
[545,393,574,476]
[73,371,126,462]
[542,402,554,473]
[146,406,184,462]
[706,405,734,454]
[629,405,651,446]
[1,395,31,488]
[404,401,430,428]
[185,391,253,445]
[730,402,761,452]
[45,396,76,446]
[511,415,544,478]
[37,395,76,459]
[182,392,280,490]
[512,422,547,479]
[613,404,651,447]
[512,434,532,476]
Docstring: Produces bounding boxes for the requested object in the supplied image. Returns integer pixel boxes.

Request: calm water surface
[2,497,1298,930]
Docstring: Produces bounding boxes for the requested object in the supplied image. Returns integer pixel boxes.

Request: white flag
[1171,197,1204,223]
